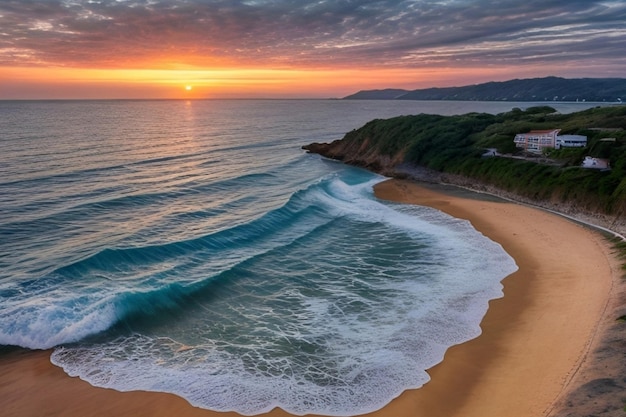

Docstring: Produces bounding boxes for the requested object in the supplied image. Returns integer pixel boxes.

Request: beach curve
[1,178,621,417]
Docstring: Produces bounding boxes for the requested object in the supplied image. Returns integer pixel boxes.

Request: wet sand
[1,178,620,417]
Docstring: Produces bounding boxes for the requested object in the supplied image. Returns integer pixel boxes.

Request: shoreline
[2,178,622,417]
[372,179,623,417]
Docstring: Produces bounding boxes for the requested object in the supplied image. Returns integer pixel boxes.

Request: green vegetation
[611,235,626,277]
[337,105,626,215]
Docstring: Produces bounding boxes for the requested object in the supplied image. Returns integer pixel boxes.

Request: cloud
[1,0,625,71]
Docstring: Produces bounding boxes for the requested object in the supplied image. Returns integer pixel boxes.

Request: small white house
[581,156,610,169]
[556,135,587,149]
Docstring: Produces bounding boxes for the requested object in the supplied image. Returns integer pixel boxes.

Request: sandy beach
[1,178,622,417]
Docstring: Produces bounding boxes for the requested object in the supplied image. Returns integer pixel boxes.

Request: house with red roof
[513,129,561,153]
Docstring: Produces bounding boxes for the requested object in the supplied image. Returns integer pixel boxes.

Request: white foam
[49,172,518,416]
[52,333,432,416]
[0,295,118,349]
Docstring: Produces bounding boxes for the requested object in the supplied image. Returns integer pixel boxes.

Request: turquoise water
[1,99,593,415]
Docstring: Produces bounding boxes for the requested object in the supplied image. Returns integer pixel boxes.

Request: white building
[581,157,610,169]
[514,129,588,152]
[556,135,587,149]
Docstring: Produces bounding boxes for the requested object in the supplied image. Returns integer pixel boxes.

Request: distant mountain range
[343,77,626,102]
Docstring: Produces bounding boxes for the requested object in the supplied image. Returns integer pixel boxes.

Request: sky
[1,0,625,99]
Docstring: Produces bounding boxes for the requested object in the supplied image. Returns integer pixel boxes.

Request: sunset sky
[1,0,625,99]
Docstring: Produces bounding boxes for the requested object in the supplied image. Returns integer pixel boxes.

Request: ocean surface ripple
[0,99,534,415]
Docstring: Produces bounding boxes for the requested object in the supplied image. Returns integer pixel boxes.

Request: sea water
[0,99,597,415]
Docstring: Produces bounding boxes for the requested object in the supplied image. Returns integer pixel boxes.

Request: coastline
[1,178,622,417]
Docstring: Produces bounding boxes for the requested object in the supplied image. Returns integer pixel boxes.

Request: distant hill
[343,77,626,102]
[342,88,410,100]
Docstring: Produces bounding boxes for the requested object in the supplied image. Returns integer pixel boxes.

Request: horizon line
[2,98,623,104]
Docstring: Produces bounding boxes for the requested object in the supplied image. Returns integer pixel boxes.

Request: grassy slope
[334,105,626,216]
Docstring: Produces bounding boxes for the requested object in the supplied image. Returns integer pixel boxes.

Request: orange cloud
[2,1,625,99]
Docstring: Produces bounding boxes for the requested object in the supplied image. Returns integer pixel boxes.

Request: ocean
[0,99,598,416]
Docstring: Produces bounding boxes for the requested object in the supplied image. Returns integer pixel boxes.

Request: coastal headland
[2,178,624,416]
[302,105,626,237]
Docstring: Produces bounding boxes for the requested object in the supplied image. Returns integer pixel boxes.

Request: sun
[185,85,193,91]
